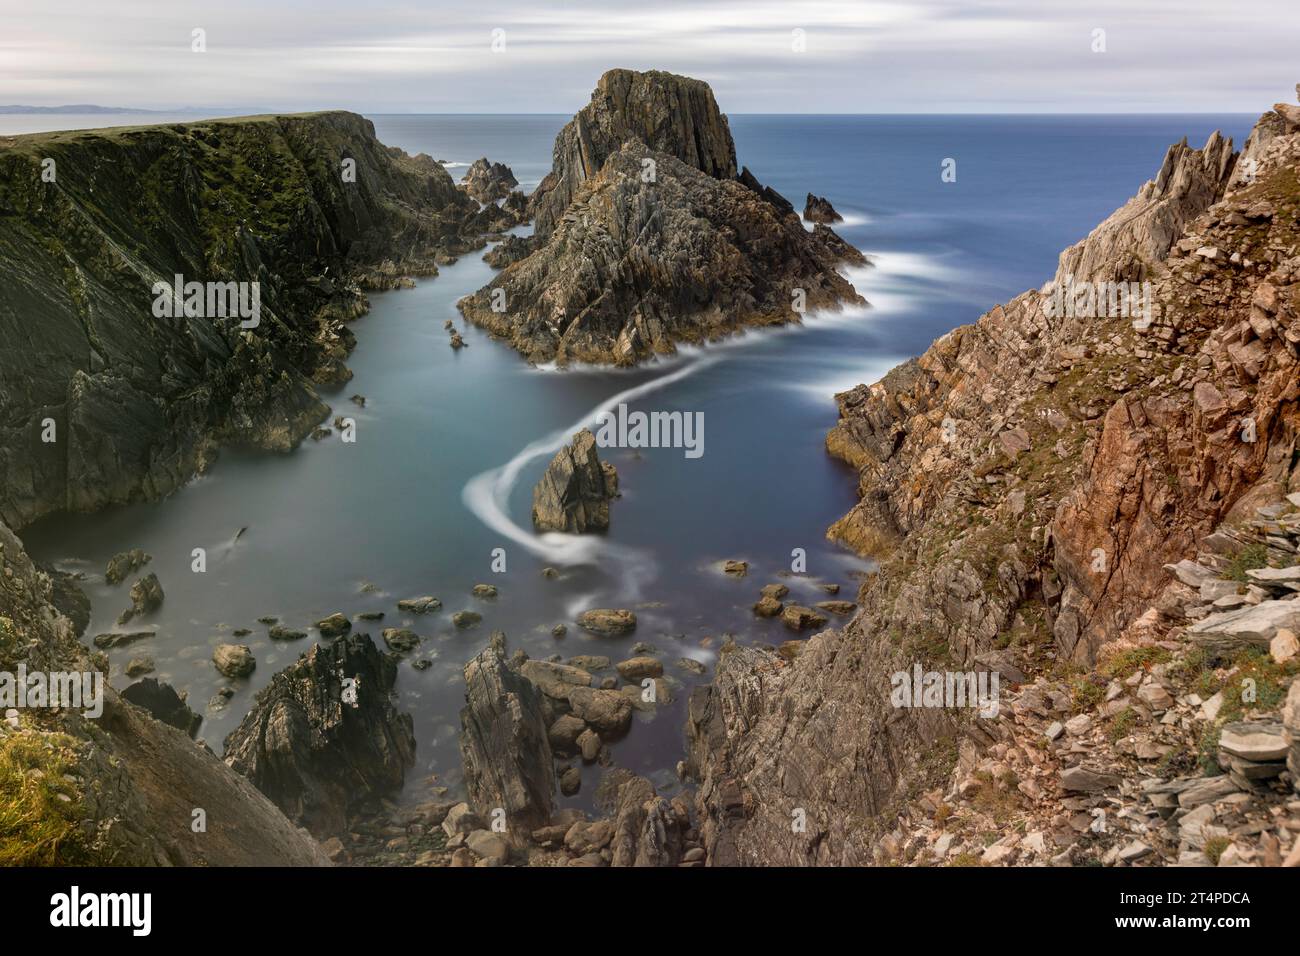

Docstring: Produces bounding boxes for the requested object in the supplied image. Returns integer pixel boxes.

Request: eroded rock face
[687,95,1300,865]
[0,111,484,530]
[461,157,519,203]
[459,636,556,843]
[223,632,416,838]
[530,68,740,239]
[532,428,619,532]
[460,70,866,366]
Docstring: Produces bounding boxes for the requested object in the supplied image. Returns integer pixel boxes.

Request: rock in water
[804,193,844,223]
[459,69,867,366]
[461,157,519,203]
[120,678,202,739]
[459,638,556,844]
[223,633,416,838]
[532,428,619,532]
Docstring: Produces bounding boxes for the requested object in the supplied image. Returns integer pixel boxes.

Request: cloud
[2,0,1296,112]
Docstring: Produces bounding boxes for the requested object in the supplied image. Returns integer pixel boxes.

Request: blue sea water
[21,112,1257,810]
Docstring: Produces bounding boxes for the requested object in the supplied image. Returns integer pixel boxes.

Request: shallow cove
[20,112,1255,814]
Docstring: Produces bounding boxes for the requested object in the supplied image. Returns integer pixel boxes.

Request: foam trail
[462,355,717,568]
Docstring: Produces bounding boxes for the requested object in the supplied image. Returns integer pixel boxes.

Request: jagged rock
[804,193,843,224]
[531,68,739,238]
[576,608,637,636]
[105,549,150,585]
[1052,131,1236,284]
[461,70,866,366]
[118,573,163,624]
[223,633,415,838]
[600,771,688,867]
[1059,765,1120,792]
[213,643,255,678]
[461,157,519,203]
[532,429,619,532]
[458,640,555,843]
[120,678,201,738]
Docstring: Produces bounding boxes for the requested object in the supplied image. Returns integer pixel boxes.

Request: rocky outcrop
[804,193,843,224]
[458,635,556,844]
[483,234,537,269]
[0,518,328,865]
[532,428,619,532]
[530,68,739,239]
[459,70,866,366]
[1051,132,1236,285]
[0,111,483,530]
[223,632,416,838]
[461,157,519,203]
[687,90,1300,865]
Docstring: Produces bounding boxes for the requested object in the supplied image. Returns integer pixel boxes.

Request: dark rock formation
[0,111,484,530]
[804,193,843,224]
[460,70,866,366]
[461,157,519,203]
[120,677,202,738]
[105,548,150,585]
[223,632,416,838]
[530,68,739,239]
[532,428,619,532]
[118,572,163,624]
[597,769,689,866]
[458,635,556,844]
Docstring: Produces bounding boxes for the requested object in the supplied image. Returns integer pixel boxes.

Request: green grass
[0,729,92,866]
[1223,544,1270,583]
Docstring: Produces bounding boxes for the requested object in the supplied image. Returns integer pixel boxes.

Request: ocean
[18,111,1257,809]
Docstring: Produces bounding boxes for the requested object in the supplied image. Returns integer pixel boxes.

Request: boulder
[616,657,664,681]
[576,608,637,636]
[213,644,256,678]
[565,686,633,738]
[1188,600,1300,657]
[315,613,351,638]
[105,549,151,585]
[118,573,163,624]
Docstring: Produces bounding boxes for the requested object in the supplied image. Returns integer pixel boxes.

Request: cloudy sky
[3,0,1296,113]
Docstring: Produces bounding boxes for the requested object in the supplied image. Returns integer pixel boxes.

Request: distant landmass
[0,104,168,114]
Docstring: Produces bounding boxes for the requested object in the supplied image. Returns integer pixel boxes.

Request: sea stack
[532,428,619,533]
[804,193,844,223]
[458,68,867,366]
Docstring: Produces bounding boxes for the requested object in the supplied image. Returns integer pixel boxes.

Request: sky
[2,0,1297,114]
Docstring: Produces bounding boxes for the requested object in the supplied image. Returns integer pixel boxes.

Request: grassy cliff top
[0,109,365,150]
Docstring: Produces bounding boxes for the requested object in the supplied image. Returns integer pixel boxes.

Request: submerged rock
[532,429,619,533]
[224,633,416,838]
[577,608,637,636]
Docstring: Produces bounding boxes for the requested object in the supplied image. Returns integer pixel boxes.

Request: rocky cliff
[458,70,866,366]
[0,111,481,530]
[688,92,1300,866]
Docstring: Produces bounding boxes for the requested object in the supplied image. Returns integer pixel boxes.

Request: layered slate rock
[459,70,866,366]
[530,68,739,238]
[532,428,619,532]
[461,157,519,203]
[223,632,416,838]
[458,635,556,843]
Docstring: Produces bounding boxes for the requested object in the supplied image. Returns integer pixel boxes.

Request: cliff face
[0,111,480,530]
[688,96,1300,865]
[459,70,866,366]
